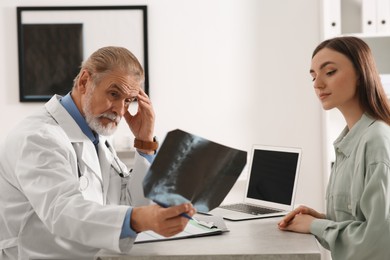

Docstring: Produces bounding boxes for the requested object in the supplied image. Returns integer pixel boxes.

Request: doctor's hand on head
[124,89,156,150]
[131,203,196,237]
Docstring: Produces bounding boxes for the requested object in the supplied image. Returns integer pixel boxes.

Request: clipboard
[135,217,225,244]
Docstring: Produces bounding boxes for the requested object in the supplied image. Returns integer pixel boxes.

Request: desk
[96,217,321,260]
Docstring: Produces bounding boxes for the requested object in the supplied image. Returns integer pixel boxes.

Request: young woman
[278,36,390,259]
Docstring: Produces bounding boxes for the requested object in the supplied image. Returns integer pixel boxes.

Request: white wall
[0,0,325,210]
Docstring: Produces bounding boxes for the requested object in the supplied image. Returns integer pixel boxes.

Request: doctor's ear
[78,70,92,94]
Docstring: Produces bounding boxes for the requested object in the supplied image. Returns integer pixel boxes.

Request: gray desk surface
[97,216,321,260]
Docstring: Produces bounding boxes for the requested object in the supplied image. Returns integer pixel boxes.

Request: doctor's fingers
[137,91,154,113]
[123,90,154,119]
[136,99,155,121]
[123,100,154,132]
[161,203,196,219]
[123,109,153,138]
[123,110,137,127]
[154,216,190,237]
[137,88,150,102]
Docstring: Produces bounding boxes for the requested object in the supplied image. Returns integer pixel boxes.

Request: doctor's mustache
[98,113,121,124]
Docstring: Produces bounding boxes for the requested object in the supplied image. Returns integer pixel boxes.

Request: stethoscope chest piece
[79,175,89,191]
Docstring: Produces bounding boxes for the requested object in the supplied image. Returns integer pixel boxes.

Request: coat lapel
[72,141,104,204]
[45,95,104,204]
[75,141,103,183]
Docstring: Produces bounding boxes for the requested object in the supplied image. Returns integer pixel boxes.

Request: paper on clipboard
[135,218,224,244]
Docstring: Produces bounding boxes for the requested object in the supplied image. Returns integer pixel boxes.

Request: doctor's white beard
[83,89,121,136]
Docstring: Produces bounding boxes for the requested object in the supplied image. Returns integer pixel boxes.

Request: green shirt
[311,113,390,260]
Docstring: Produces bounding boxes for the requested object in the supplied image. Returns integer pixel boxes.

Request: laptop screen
[246,148,300,205]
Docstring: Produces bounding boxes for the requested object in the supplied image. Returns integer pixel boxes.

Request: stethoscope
[105,140,132,178]
[78,141,132,191]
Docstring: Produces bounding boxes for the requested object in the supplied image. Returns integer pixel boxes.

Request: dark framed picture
[17,6,149,102]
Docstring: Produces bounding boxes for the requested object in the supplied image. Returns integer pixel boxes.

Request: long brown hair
[312,36,390,125]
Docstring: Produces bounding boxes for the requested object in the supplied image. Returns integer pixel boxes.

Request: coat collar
[45,95,87,142]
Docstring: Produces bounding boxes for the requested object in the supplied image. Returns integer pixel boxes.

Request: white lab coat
[0,95,151,260]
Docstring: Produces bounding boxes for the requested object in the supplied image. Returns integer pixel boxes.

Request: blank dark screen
[247,149,298,205]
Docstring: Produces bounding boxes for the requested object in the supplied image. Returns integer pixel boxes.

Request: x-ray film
[143,129,247,212]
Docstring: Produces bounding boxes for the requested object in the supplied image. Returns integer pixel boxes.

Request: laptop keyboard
[219,203,283,215]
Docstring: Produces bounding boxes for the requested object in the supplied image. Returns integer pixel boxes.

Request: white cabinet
[322,0,390,36]
[362,0,390,34]
[377,0,390,32]
[322,0,341,39]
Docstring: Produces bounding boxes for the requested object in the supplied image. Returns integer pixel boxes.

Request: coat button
[79,175,89,191]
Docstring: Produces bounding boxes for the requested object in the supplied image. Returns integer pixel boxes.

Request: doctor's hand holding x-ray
[0,46,195,260]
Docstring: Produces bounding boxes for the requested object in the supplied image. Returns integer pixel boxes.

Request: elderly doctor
[0,46,195,259]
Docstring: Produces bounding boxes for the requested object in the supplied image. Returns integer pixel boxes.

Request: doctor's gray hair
[72,46,144,89]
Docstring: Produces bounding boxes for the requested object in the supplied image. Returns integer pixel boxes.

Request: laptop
[207,145,302,221]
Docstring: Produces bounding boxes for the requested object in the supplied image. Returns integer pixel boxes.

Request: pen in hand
[153,199,193,220]
[153,200,216,229]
